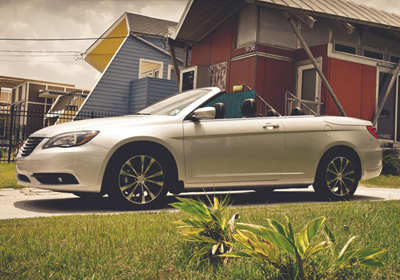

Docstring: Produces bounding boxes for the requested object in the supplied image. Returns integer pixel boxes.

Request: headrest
[214,103,225,119]
[267,109,279,117]
[241,99,257,117]
[291,107,305,116]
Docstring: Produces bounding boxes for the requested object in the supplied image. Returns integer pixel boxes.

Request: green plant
[222,217,385,279]
[171,195,239,262]
[224,217,329,279]
[323,224,386,270]
[382,149,400,175]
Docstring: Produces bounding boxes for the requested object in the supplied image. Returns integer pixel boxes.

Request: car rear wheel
[108,151,170,209]
[313,152,359,201]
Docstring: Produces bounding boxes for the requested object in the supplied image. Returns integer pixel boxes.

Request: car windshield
[136,88,212,116]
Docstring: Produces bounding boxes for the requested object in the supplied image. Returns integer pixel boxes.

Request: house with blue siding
[78,13,184,115]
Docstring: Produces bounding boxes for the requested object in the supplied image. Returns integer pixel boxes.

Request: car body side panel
[280,116,382,183]
[183,117,284,185]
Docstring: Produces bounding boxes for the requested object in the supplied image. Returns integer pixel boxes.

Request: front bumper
[16,140,110,193]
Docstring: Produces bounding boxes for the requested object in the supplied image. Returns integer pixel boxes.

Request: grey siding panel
[80,35,180,115]
[129,78,178,114]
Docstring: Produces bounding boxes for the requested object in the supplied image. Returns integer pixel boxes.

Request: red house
[170,0,400,145]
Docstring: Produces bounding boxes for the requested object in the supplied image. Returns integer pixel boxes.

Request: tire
[313,152,359,201]
[107,149,170,209]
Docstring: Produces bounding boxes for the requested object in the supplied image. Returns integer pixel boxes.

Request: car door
[183,117,285,185]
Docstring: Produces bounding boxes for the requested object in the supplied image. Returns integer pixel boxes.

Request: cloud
[0,0,188,89]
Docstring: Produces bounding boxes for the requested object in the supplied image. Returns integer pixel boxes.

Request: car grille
[20,137,45,157]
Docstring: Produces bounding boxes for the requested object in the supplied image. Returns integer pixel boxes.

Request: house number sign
[245,44,256,52]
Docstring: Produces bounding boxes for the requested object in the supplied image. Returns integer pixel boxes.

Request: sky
[0,0,399,91]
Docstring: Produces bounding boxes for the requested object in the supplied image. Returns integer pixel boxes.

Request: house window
[138,59,163,79]
[334,43,356,55]
[237,5,257,47]
[390,56,400,64]
[364,50,383,60]
[167,65,182,81]
[259,7,297,49]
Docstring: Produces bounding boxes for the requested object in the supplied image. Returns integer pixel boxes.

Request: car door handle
[262,123,280,129]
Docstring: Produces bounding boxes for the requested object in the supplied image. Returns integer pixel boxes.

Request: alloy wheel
[325,156,356,197]
[118,155,164,204]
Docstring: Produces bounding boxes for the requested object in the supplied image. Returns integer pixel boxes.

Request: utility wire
[0,50,80,53]
[0,36,127,41]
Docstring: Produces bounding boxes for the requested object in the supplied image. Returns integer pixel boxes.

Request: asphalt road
[1,186,400,220]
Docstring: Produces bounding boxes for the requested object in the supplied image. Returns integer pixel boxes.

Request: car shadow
[13,189,384,215]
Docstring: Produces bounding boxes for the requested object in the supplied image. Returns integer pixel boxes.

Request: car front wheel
[108,150,169,209]
[313,152,359,201]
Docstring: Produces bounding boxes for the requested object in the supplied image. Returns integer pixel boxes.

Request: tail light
[367,126,378,139]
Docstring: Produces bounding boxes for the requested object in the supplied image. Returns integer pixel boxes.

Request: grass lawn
[0,163,23,189]
[361,175,400,188]
[0,200,399,279]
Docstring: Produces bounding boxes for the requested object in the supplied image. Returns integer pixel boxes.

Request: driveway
[1,186,400,220]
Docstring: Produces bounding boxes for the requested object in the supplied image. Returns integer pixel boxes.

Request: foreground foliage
[171,196,239,262]
[0,200,399,279]
[224,217,385,279]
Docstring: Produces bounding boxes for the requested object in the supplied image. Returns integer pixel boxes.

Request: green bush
[382,149,400,175]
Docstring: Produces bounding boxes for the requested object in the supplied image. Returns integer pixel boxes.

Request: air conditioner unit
[179,66,210,92]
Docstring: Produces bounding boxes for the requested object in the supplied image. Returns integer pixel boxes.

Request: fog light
[33,173,79,185]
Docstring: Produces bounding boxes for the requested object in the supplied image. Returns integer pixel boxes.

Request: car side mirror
[192,107,216,120]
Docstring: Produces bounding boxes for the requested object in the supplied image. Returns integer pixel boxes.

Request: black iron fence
[0,105,122,163]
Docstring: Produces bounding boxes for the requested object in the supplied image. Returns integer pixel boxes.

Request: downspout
[283,11,347,117]
[372,62,400,127]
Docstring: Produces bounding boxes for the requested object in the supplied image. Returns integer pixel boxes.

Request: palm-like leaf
[171,195,239,262]
[323,225,386,270]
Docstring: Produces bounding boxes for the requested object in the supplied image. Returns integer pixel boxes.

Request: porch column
[284,12,347,117]
[168,38,181,85]
[372,62,400,127]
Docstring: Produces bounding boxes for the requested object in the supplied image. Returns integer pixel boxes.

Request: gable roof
[85,12,178,73]
[172,0,400,43]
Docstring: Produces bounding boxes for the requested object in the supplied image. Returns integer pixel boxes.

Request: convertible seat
[241,99,257,117]
[291,107,305,115]
[267,109,279,117]
[214,102,225,119]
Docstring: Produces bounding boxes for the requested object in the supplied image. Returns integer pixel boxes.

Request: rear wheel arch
[317,145,362,179]
[313,145,362,200]
[101,141,180,195]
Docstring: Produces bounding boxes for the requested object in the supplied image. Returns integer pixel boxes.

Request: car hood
[31,115,181,138]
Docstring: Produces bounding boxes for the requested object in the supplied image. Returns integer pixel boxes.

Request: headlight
[43,131,99,149]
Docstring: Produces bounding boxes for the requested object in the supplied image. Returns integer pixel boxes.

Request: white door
[183,117,285,185]
[296,62,322,115]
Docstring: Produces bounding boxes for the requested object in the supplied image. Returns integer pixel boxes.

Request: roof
[172,0,400,42]
[173,0,246,42]
[257,0,400,31]
[126,13,177,37]
[85,12,178,73]
[0,75,74,89]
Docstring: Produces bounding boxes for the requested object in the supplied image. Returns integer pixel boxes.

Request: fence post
[91,111,94,119]
[8,104,15,163]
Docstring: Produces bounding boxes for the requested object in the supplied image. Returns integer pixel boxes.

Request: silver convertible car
[16,87,382,208]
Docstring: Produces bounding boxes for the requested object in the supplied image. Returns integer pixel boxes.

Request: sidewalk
[1,186,400,220]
